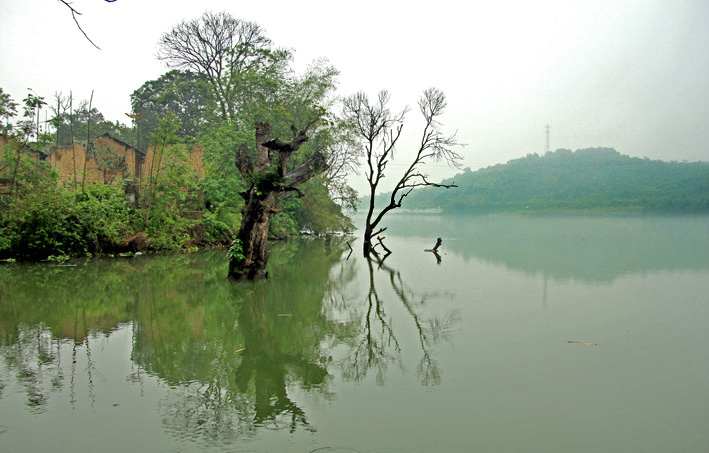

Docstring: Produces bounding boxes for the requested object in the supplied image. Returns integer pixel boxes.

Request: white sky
[1,0,708,193]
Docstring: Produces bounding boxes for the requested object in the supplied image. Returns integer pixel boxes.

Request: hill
[397,148,709,213]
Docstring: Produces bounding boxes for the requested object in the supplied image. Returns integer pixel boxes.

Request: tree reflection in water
[133,239,351,445]
[337,249,460,387]
[1,324,61,414]
[0,237,458,447]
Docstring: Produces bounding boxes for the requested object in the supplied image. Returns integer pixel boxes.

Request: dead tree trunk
[228,121,326,281]
[228,191,277,280]
[343,89,462,258]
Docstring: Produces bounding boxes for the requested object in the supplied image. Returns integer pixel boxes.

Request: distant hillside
[397,148,709,213]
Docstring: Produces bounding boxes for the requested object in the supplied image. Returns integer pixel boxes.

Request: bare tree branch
[57,0,117,50]
[156,12,286,121]
[343,88,464,256]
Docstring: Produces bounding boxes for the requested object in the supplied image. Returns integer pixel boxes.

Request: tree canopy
[131,70,212,151]
[156,11,290,122]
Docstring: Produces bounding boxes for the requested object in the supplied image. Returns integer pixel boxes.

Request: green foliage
[0,87,18,134]
[143,207,195,251]
[73,183,133,249]
[253,166,284,195]
[200,120,251,205]
[0,182,131,259]
[131,70,213,151]
[226,238,244,263]
[0,140,57,188]
[403,148,709,214]
[202,209,233,244]
[286,179,354,235]
[54,103,133,146]
[270,196,300,239]
[142,138,202,251]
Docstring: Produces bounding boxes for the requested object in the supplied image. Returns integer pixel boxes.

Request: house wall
[93,134,142,182]
[2,133,204,196]
[49,137,143,186]
[142,144,205,182]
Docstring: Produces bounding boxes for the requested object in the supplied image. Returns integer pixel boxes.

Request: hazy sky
[1,0,708,191]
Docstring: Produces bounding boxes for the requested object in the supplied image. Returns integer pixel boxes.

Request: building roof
[96,133,146,158]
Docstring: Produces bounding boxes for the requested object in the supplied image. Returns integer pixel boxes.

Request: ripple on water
[310,447,423,453]
[310,448,361,453]
[368,449,423,453]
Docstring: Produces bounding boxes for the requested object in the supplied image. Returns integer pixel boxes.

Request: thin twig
[57,0,118,50]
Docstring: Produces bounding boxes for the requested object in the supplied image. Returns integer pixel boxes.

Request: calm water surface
[1,214,708,452]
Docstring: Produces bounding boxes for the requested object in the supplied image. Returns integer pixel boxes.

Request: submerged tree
[157,12,356,280]
[227,121,327,280]
[342,88,463,256]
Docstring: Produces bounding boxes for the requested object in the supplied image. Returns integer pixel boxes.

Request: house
[2,132,205,203]
[48,133,145,186]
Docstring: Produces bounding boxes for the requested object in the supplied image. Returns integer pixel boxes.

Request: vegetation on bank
[0,143,351,261]
[1,11,368,263]
[400,148,709,214]
[0,66,355,261]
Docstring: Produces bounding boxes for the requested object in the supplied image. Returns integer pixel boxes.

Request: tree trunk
[227,121,326,281]
[363,227,373,257]
[228,191,276,281]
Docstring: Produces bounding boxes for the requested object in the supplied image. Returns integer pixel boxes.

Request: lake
[1,214,708,452]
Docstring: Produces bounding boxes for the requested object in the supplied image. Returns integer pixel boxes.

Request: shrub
[0,181,133,259]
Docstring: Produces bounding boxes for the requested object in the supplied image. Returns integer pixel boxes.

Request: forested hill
[401,148,709,213]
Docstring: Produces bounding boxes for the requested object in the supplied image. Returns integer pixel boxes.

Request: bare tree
[342,88,463,257]
[156,11,288,121]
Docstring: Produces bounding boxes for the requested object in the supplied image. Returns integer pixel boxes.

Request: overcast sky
[1,0,708,192]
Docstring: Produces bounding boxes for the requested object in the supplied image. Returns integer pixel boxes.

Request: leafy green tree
[156,11,290,122]
[130,70,213,151]
[155,18,355,278]
[1,91,59,198]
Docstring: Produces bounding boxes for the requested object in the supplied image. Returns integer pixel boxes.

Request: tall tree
[2,90,54,197]
[157,13,355,280]
[342,88,463,257]
[156,11,290,122]
[130,70,212,151]
[228,120,327,280]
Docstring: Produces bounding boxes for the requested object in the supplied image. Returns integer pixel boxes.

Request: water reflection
[129,240,353,443]
[0,258,137,415]
[336,250,459,387]
[0,237,459,448]
[378,213,709,282]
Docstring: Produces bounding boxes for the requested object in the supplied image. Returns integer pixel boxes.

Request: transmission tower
[545,124,550,154]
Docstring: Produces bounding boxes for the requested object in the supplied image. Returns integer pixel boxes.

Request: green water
[1,215,708,452]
